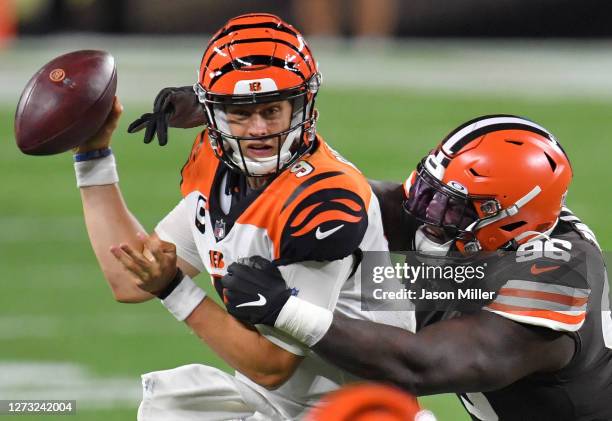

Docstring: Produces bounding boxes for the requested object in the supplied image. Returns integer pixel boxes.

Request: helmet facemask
[194,73,320,177]
[404,161,481,255]
[405,160,549,256]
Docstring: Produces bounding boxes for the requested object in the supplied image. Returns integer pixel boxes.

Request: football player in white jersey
[73,13,410,421]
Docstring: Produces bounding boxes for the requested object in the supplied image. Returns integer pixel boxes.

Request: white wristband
[274,296,333,347]
[161,275,207,321]
[74,154,119,187]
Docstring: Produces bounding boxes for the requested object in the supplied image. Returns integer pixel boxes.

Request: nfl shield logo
[214,219,226,240]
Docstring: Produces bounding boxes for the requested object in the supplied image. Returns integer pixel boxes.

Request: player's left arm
[187,255,354,389]
[221,256,577,395]
[114,237,356,390]
[184,299,303,390]
[111,234,303,390]
[127,86,206,146]
[313,310,575,395]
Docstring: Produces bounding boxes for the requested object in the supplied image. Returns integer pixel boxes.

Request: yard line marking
[0,361,141,409]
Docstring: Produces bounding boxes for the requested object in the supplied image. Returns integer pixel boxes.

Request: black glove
[127,85,207,146]
[221,256,292,326]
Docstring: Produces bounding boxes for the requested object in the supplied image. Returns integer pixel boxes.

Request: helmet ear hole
[505,139,523,145]
[536,222,552,232]
[500,221,527,232]
[544,151,557,171]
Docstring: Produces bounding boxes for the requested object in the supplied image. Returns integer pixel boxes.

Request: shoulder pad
[180,130,218,197]
[484,242,591,332]
[276,187,369,265]
[558,207,602,252]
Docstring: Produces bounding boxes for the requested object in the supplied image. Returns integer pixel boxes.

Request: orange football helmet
[305,383,436,421]
[194,13,321,176]
[404,115,573,254]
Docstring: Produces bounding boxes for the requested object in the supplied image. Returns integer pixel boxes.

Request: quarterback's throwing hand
[74,97,123,153]
[110,233,178,296]
[127,85,206,146]
[221,256,292,326]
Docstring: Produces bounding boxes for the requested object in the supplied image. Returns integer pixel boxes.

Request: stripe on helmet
[209,55,307,89]
[424,153,446,180]
[210,22,300,46]
[203,37,314,74]
[441,115,557,156]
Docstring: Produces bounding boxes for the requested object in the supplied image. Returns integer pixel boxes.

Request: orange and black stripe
[199,14,316,93]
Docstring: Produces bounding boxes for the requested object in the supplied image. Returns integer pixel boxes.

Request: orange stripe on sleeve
[290,202,322,228]
[331,198,362,212]
[486,302,586,326]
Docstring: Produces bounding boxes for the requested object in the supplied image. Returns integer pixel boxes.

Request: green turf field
[1,87,610,420]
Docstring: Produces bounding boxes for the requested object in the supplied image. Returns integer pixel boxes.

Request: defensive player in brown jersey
[75,13,409,420]
[219,116,612,420]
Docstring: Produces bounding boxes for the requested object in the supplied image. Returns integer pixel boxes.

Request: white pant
[137,364,287,421]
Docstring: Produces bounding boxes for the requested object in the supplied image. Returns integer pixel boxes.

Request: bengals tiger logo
[249,81,262,92]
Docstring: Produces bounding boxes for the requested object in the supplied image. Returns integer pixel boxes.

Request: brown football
[14,50,117,155]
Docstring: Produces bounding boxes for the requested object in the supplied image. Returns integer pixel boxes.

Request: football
[14,50,117,155]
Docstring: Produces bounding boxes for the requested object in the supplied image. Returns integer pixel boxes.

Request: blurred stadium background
[0,1,610,420]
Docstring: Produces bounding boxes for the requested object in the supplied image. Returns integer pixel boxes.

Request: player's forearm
[186,298,300,389]
[314,312,564,396]
[80,184,153,302]
[313,314,437,394]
